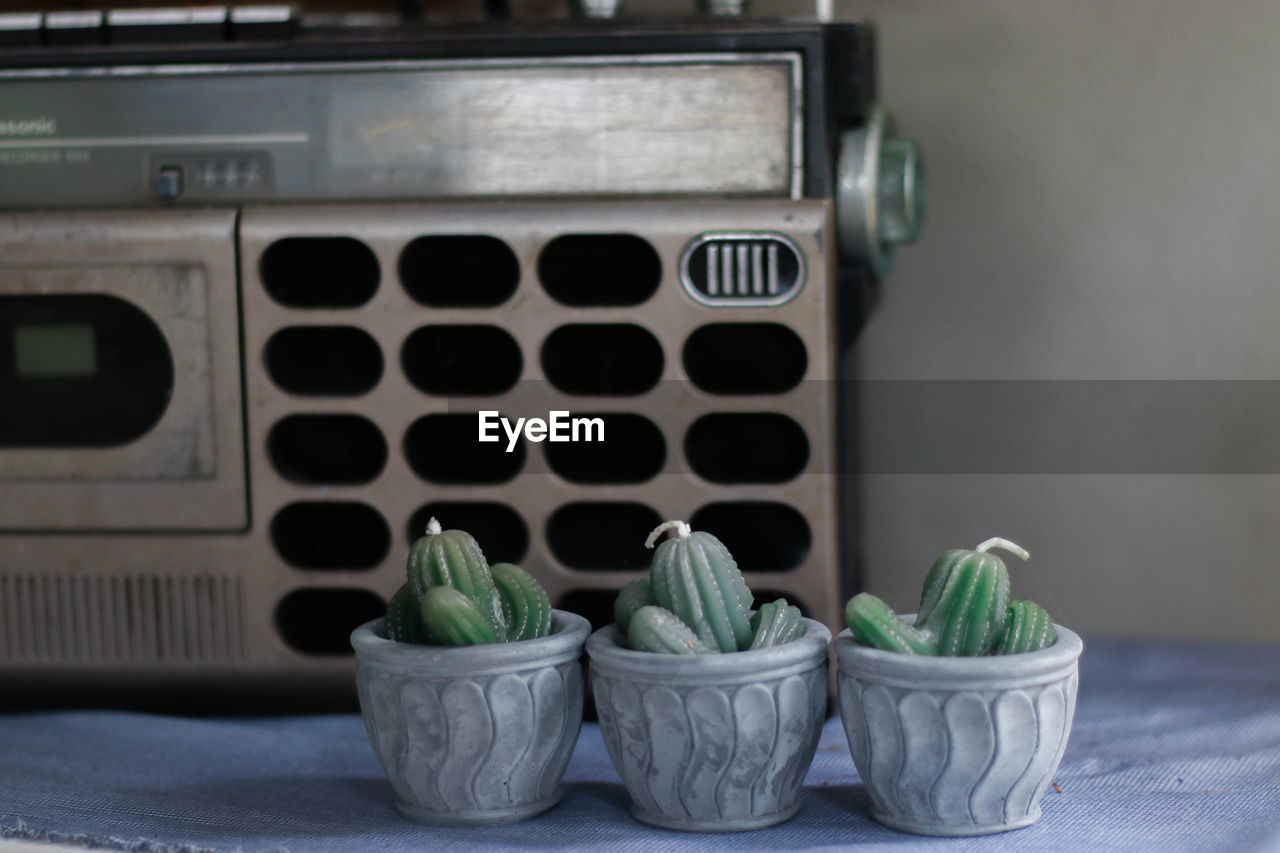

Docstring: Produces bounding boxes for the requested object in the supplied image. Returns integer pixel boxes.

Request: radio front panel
[0,199,841,688]
[0,19,892,694]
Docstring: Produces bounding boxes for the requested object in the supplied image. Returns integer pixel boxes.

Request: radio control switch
[154,167,184,200]
[44,11,104,46]
[0,13,41,47]
[107,7,227,44]
[836,104,926,280]
[229,6,297,41]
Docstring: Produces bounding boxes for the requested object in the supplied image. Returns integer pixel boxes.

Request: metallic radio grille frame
[241,197,840,648]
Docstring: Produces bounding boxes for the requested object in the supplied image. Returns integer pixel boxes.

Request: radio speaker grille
[240,201,836,674]
[0,574,246,663]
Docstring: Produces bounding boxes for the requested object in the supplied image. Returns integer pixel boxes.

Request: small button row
[0,6,295,48]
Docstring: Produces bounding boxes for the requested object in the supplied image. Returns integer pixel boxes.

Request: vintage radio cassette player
[0,4,922,697]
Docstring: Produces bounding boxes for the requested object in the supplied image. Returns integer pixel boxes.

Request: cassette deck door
[0,209,246,531]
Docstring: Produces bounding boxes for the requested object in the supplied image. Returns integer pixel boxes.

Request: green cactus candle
[616,520,807,655]
[845,592,936,655]
[748,598,804,650]
[627,605,715,655]
[386,517,554,647]
[385,582,431,644]
[420,586,503,646]
[491,562,553,642]
[915,537,1020,656]
[646,519,754,653]
[408,517,508,640]
[613,577,653,634]
[845,537,1058,657]
[993,599,1057,655]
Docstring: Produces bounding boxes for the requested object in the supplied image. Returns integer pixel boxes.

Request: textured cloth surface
[0,638,1277,853]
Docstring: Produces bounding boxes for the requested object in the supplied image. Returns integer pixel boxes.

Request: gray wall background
[840,1,1280,643]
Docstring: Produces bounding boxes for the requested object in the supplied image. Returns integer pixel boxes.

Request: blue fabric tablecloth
[1,638,1277,852]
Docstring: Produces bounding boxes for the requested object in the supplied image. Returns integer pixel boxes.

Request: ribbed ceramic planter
[351,610,590,825]
[586,617,831,831]
[834,618,1082,836]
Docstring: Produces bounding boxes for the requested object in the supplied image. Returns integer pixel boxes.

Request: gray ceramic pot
[352,610,590,826]
[834,618,1083,836]
[586,617,831,832]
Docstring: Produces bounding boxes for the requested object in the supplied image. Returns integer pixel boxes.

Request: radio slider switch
[107,7,228,44]
[154,167,185,200]
[229,6,297,41]
[44,11,105,46]
[0,13,41,47]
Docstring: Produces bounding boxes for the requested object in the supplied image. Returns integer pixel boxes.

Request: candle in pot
[845,537,1056,656]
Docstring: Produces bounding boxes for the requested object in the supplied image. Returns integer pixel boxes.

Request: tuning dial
[836,104,925,280]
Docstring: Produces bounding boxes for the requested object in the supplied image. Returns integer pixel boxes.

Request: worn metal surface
[0,55,801,206]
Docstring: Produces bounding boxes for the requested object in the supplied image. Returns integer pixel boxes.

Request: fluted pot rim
[835,615,1082,689]
[587,616,830,683]
[351,609,590,674]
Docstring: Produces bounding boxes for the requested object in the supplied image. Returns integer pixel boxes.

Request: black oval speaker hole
[275,588,386,656]
[544,413,664,484]
[404,413,526,484]
[399,235,519,308]
[538,234,660,307]
[267,414,387,485]
[541,324,663,396]
[554,589,620,633]
[547,502,663,571]
[690,502,811,572]
[265,326,383,397]
[260,237,379,308]
[749,590,812,620]
[683,323,807,395]
[408,502,529,565]
[271,502,391,569]
[686,413,809,484]
[402,325,522,396]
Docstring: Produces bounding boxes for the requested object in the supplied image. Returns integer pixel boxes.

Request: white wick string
[645,520,691,549]
[975,537,1030,561]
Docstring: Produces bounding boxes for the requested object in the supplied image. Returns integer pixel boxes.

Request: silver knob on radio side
[836,104,925,280]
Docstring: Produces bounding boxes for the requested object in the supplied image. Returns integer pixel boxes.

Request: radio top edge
[0,3,867,49]
[0,6,921,280]
[0,5,876,130]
